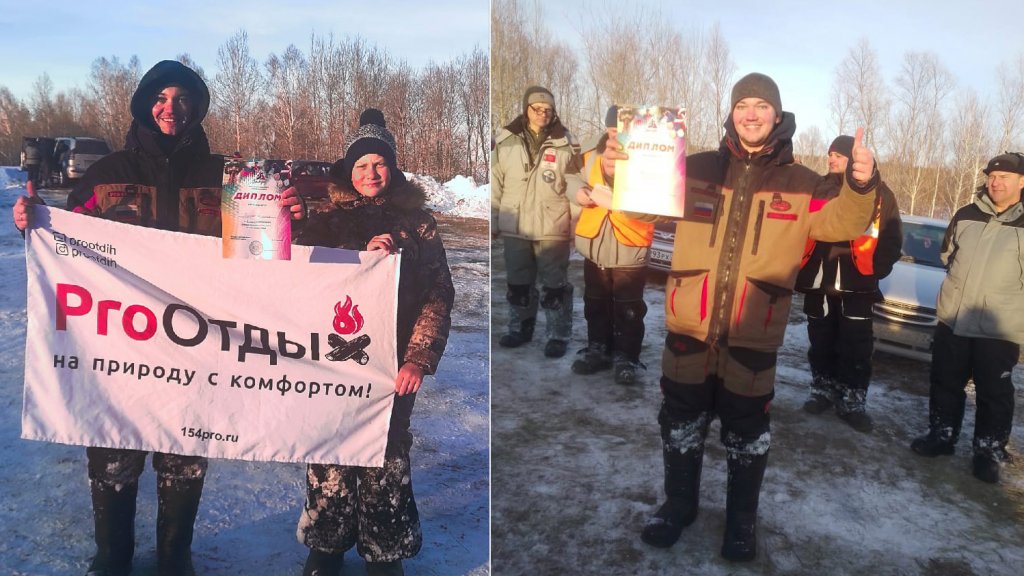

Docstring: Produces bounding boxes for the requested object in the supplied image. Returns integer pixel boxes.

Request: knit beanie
[828,135,855,159]
[605,105,618,128]
[522,85,556,116]
[342,109,399,183]
[730,72,782,114]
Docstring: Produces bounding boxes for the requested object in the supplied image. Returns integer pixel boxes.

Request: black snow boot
[499,317,535,348]
[156,477,204,576]
[802,374,834,414]
[571,342,612,374]
[366,560,405,576]
[544,339,568,358]
[721,451,768,562]
[910,430,956,457]
[86,481,138,576]
[640,443,704,548]
[302,549,344,576]
[972,454,1001,484]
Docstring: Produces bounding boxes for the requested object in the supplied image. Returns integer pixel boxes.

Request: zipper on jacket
[752,199,765,255]
[708,193,723,248]
[709,161,753,345]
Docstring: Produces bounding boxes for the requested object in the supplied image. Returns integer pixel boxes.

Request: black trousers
[582,259,648,361]
[929,322,1019,454]
[804,292,875,391]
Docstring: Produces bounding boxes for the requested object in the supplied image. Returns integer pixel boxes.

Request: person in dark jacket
[13,60,304,576]
[795,135,902,433]
[293,109,454,576]
[607,73,879,562]
[910,152,1024,484]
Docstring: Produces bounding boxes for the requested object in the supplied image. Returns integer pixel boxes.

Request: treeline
[492,0,1024,220]
[0,31,490,184]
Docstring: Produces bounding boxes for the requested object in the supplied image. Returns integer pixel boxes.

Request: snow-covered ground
[0,167,489,575]
[491,241,1024,575]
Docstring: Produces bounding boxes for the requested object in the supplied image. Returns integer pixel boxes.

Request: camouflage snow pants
[297,393,422,562]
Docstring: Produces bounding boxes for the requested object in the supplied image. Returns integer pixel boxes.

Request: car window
[74,140,111,155]
[902,222,946,268]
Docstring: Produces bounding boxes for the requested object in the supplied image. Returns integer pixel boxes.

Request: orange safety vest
[800,194,882,275]
[574,149,654,247]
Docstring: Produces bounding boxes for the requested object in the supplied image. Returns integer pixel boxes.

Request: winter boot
[542,284,573,357]
[972,454,1001,484]
[366,560,405,576]
[302,549,344,576]
[613,355,643,386]
[86,481,138,576]
[802,374,834,414]
[544,339,568,358]
[500,284,538,348]
[641,427,706,548]
[571,342,613,374]
[910,430,956,457]
[156,477,205,576]
[721,449,768,562]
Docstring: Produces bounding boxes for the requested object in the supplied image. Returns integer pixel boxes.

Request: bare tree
[994,52,1024,153]
[887,51,954,215]
[82,56,140,150]
[831,38,887,147]
[212,30,264,155]
[794,125,827,174]
[944,89,991,217]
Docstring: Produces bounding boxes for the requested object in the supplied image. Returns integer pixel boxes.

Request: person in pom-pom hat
[910,151,1024,484]
[603,71,880,561]
[292,109,455,576]
[11,59,306,576]
[492,85,582,359]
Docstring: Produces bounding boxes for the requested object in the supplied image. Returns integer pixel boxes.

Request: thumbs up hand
[850,127,876,186]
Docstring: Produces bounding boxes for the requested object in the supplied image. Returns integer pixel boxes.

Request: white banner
[22,206,399,466]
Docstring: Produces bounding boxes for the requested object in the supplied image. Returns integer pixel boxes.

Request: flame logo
[333,296,364,335]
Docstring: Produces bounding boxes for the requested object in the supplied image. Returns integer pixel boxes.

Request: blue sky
[546,0,1024,137]
[0,0,489,101]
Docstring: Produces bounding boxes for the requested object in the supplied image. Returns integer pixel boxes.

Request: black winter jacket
[796,173,902,298]
[67,60,223,236]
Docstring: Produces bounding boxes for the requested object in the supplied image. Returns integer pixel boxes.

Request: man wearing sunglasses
[492,86,581,358]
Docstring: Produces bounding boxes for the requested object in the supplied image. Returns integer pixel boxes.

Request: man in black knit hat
[607,72,880,561]
[796,135,902,433]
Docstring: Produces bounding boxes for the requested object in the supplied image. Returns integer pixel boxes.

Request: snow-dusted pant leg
[610,266,648,362]
[298,394,422,562]
[87,447,148,489]
[298,463,360,554]
[804,292,839,384]
[969,336,1019,460]
[835,293,875,414]
[928,323,972,442]
[582,259,614,350]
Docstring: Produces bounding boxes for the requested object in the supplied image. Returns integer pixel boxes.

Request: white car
[872,214,949,362]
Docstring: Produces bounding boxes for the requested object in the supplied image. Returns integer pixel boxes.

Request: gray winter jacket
[491,116,579,240]
[936,189,1024,344]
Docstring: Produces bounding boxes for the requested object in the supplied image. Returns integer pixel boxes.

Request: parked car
[290,160,335,214]
[40,136,112,187]
[647,221,676,271]
[872,214,949,362]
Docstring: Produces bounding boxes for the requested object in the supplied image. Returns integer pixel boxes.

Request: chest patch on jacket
[542,169,556,183]
[767,212,797,221]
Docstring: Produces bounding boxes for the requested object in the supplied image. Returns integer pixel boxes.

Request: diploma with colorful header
[611,105,687,218]
[221,158,291,260]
